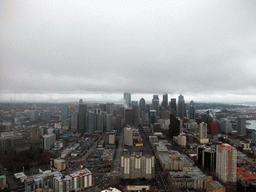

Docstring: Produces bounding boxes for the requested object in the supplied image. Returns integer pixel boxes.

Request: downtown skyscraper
[78,99,87,133]
[189,100,196,120]
[124,92,131,107]
[162,94,168,109]
[152,95,159,115]
[178,94,186,119]
[216,144,237,183]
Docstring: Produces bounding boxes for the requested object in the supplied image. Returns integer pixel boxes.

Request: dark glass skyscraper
[152,95,159,115]
[139,98,146,111]
[78,99,87,132]
[189,100,196,120]
[170,98,177,116]
[169,114,180,138]
[149,110,157,125]
[61,106,69,122]
[162,94,168,108]
[178,94,186,119]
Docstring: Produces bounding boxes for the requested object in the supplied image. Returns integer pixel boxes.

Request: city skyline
[1,1,256,103]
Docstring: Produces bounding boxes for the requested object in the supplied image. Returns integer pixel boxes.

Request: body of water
[246,120,256,130]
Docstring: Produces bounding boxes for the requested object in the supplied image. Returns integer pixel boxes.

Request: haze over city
[1,0,256,103]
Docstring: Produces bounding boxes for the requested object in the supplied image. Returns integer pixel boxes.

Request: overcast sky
[1,0,256,103]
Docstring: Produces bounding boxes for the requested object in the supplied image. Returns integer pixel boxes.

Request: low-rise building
[54,159,66,170]
[168,166,207,190]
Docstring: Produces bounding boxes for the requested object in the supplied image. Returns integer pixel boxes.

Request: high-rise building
[121,152,155,179]
[124,126,133,146]
[30,126,43,141]
[131,101,138,106]
[199,122,207,139]
[61,106,69,122]
[220,119,233,134]
[237,116,246,136]
[106,103,114,114]
[88,111,95,133]
[70,112,78,131]
[216,144,237,183]
[149,110,157,125]
[132,105,140,127]
[178,95,186,119]
[106,114,113,132]
[125,108,133,126]
[170,98,177,116]
[197,146,216,172]
[199,122,209,144]
[162,94,168,109]
[152,95,159,115]
[169,114,180,139]
[139,98,146,112]
[43,134,56,150]
[30,110,38,122]
[115,115,122,135]
[189,100,196,120]
[124,92,131,107]
[94,109,103,131]
[78,99,87,133]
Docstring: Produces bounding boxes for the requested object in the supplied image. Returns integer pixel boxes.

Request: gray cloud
[1,0,256,102]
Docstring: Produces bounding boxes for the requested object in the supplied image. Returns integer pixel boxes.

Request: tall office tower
[125,108,133,126]
[216,144,237,183]
[70,112,78,131]
[94,109,103,131]
[78,99,87,132]
[30,126,43,141]
[197,146,216,172]
[199,122,209,144]
[140,110,145,124]
[189,100,196,120]
[152,95,159,115]
[88,111,95,133]
[178,94,186,119]
[61,106,69,122]
[106,114,113,132]
[237,116,246,135]
[149,110,157,125]
[124,126,133,146]
[220,119,233,134]
[30,110,38,122]
[43,134,56,150]
[102,111,107,131]
[170,98,177,116]
[116,115,122,134]
[124,92,131,107]
[132,104,140,127]
[162,94,168,109]
[121,152,155,179]
[169,114,180,139]
[131,101,138,106]
[139,98,146,112]
[53,128,60,140]
[199,122,207,139]
[106,103,114,114]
